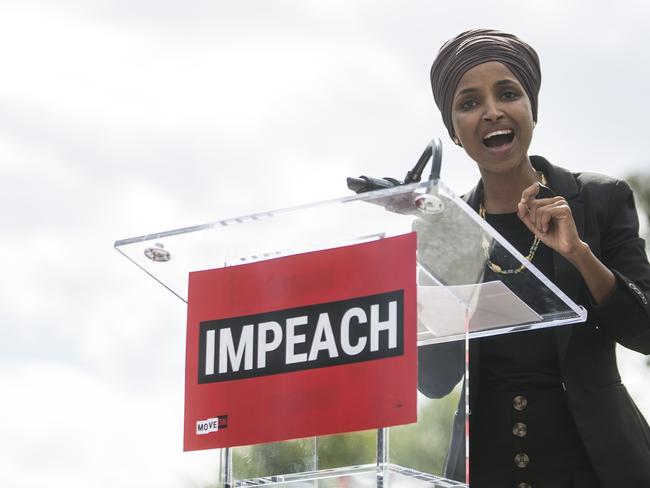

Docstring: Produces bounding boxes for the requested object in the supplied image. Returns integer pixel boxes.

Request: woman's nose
[482,99,504,121]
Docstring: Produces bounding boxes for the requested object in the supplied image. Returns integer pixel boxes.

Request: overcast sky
[2,1,649,487]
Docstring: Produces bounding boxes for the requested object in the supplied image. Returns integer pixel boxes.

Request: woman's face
[451,61,534,176]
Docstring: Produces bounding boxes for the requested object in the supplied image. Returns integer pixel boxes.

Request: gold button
[512,422,528,437]
[514,452,530,468]
[513,395,528,411]
[517,483,532,488]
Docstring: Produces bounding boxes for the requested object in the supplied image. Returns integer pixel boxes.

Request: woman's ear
[452,135,462,147]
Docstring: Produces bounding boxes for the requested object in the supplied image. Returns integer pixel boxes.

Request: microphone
[346,176,402,193]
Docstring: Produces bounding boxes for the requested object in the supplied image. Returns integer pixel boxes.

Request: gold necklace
[479,172,547,275]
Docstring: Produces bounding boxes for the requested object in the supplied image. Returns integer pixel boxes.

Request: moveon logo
[196,415,228,435]
[198,290,404,383]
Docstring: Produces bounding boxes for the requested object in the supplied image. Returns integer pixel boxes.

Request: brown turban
[430,29,541,139]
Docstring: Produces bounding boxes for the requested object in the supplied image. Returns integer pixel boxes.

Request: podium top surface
[114,179,586,343]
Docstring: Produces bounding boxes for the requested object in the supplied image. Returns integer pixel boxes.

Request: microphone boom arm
[347,137,443,194]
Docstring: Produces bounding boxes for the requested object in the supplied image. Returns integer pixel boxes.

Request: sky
[1,1,649,487]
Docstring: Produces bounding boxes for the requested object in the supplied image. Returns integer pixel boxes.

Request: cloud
[0,359,219,488]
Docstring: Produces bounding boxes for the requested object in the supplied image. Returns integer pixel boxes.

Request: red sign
[183,233,417,451]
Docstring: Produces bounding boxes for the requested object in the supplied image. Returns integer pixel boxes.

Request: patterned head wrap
[430,29,541,139]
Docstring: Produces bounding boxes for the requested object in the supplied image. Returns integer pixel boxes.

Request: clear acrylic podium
[114,178,587,487]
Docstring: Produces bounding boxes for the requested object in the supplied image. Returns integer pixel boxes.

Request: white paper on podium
[417,281,543,338]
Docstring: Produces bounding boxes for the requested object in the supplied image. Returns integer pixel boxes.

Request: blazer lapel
[531,157,584,367]
[553,199,584,365]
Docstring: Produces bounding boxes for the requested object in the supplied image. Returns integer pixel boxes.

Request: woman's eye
[459,99,477,111]
[501,90,520,101]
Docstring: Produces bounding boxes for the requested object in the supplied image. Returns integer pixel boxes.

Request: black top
[471,213,596,486]
[479,212,561,391]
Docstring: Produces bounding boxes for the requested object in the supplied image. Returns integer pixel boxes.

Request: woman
[420,29,650,488]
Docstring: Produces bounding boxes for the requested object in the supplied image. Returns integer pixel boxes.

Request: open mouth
[482,129,514,149]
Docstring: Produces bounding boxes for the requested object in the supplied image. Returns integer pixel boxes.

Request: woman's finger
[527,195,565,211]
[536,202,572,234]
[519,182,541,204]
[517,201,536,233]
[536,201,564,233]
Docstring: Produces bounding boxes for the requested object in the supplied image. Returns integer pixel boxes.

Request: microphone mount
[347,138,443,194]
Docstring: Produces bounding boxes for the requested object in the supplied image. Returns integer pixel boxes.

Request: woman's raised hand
[516,182,583,258]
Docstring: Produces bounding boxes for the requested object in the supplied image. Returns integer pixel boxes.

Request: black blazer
[418,156,650,487]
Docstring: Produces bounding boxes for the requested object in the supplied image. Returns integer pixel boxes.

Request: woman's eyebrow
[455,86,479,97]
[455,78,520,99]
[495,78,519,87]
